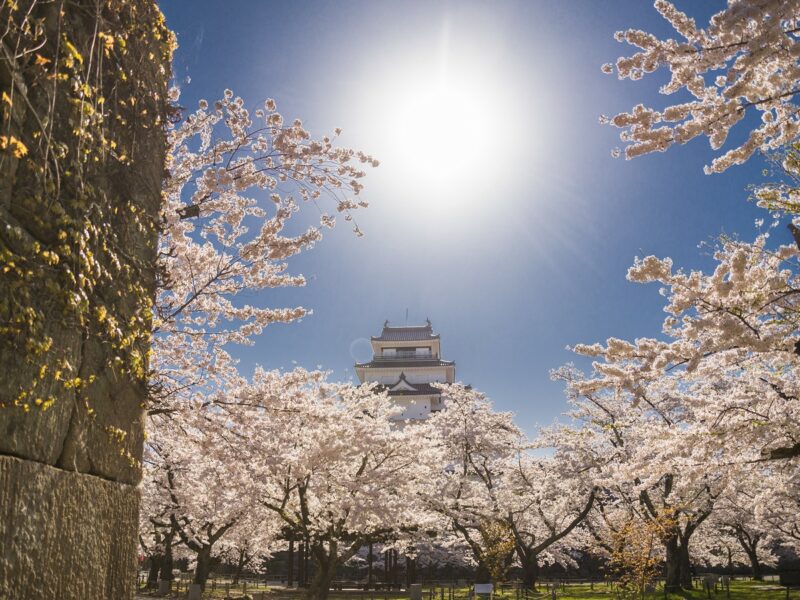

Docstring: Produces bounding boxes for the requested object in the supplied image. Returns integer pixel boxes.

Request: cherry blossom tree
[151,90,378,416]
[138,93,381,591]
[603,1,800,173]
[425,384,595,587]
[138,514,177,588]
[395,531,476,577]
[755,465,800,555]
[139,484,180,588]
[620,235,800,463]
[422,384,524,583]
[142,408,264,590]
[577,3,800,588]
[216,516,277,585]
[550,364,725,591]
[227,368,440,600]
[500,451,596,589]
[549,222,800,589]
[694,499,777,580]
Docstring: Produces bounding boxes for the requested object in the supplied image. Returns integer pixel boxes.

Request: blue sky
[161,1,788,435]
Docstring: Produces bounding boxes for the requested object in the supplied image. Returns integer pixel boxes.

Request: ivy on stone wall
[0,0,174,417]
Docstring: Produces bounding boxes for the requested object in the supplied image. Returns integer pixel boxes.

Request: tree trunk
[298,541,305,588]
[367,542,373,586]
[663,536,681,592]
[306,542,339,600]
[736,529,764,581]
[745,547,763,581]
[663,533,694,591]
[288,537,295,587]
[306,540,313,586]
[474,561,492,584]
[194,546,214,589]
[678,539,693,589]
[159,530,175,581]
[148,555,162,587]
[233,548,246,585]
[520,555,539,590]
[405,554,416,587]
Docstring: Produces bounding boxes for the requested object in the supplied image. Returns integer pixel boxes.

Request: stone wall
[0,456,139,599]
[0,1,173,598]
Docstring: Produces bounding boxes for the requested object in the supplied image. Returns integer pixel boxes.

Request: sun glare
[394,79,492,189]
[350,22,524,212]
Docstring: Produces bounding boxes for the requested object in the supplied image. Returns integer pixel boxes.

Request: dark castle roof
[371,320,439,342]
[374,374,443,397]
[385,383,442,396]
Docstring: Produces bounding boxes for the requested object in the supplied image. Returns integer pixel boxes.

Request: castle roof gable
[371,319,439,342]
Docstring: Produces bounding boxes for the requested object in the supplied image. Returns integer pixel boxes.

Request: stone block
[158,578,172,595]
[188,583,203,599]
[0,456,138,600]
[410,583,423,600]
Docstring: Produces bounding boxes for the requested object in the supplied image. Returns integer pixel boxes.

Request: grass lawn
[142,580,792,599]
[532,580,789,599]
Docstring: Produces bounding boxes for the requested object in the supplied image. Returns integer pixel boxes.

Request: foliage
[1,0,173,413]
[607,511,676,600]
[477,520,515,583]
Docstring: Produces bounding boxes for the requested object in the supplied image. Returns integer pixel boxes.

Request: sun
[348,24,523,211]
[394,78,493,190]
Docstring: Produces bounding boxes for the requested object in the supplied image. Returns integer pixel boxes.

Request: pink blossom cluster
[603,0,800,173]
[151,90,378,417]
